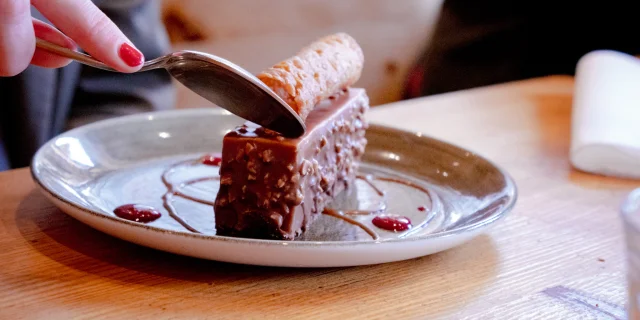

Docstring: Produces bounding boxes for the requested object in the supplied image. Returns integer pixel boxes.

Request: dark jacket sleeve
[402,0,640,99]
[66,0,175,129]
[0,0,174,170]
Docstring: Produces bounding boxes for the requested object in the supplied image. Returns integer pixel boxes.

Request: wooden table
[1,75,637,319]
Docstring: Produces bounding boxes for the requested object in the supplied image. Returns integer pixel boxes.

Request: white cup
[570,50,640,179]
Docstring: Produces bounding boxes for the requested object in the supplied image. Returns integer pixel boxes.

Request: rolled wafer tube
[257,32,364,121]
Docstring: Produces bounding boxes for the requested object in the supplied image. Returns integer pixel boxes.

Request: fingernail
[33,22,77,50]
[118,43,143,67]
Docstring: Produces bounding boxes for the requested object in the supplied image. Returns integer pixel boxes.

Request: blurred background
[160,0,640,108]
[2,0,639,171]
[160,0,444,108]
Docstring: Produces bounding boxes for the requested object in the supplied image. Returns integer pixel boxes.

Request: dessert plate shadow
[31,108,517,267]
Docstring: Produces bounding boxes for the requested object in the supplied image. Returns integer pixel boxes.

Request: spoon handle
[36,38,165,72]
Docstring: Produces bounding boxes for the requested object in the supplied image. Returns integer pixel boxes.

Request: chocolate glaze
[214,88,370,240]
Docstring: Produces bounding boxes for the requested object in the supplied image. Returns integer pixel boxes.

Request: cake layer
[214,88,369,240]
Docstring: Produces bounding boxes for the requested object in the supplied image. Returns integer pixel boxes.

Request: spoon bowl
[36,38,306,137]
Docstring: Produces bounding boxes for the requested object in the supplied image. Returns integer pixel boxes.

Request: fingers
[0,0,34,76]
[31,0,144,73]
[1,0,145,75]
[31,18,77,69]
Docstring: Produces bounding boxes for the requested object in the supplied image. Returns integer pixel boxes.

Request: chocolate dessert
[214,33,370,240]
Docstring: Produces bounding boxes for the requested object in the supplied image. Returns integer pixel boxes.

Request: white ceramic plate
[31,109,517,267]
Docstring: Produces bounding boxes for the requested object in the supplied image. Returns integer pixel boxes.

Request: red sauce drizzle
[201,153,222,166]
[113,204,161,223]
[418,206,426,212]
[372,214,412,232]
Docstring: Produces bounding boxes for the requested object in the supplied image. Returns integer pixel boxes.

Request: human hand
[0,0,145,76]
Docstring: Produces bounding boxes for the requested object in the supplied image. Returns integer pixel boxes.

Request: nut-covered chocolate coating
[214,88,369,240]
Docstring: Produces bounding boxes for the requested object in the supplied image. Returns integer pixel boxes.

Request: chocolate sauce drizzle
[149,155,438,240]
[160,158,219,233]
[322,208,380,240]
[318,174,438,240]
[365,175,440,238]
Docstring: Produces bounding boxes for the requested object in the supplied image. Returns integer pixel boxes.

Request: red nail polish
[118,43,143,67]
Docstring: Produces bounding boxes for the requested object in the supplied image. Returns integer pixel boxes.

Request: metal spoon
[36,38,306,137]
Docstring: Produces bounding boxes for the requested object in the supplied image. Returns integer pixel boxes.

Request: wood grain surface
[1,76,638,319]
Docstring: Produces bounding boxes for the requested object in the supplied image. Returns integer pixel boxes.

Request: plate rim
[30,108,518,247]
